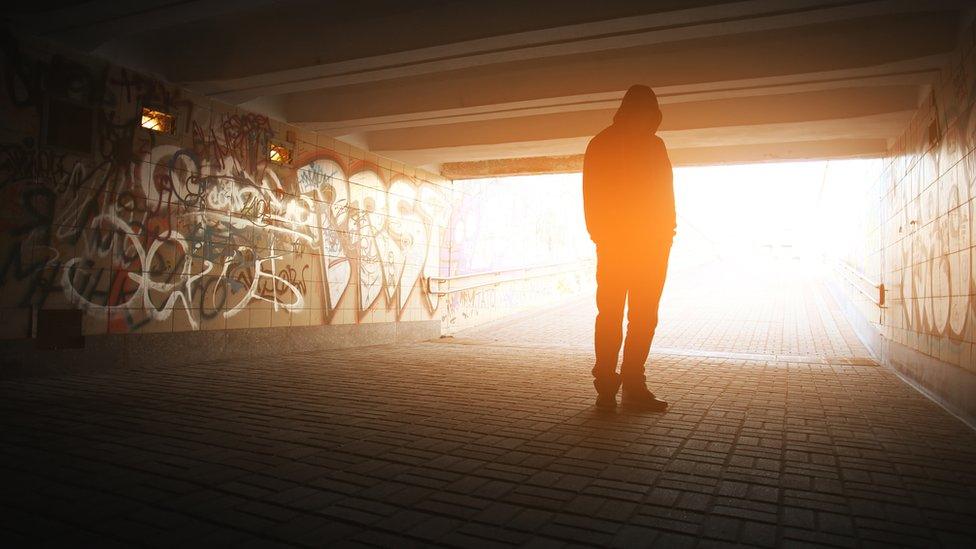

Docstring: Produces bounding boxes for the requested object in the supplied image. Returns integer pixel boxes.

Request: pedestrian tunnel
[2,3,976,546]
[1,0,973,427]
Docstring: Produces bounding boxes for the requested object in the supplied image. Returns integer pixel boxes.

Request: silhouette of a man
[583,85,675,411]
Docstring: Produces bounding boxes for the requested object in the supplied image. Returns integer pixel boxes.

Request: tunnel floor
[2,263,976,547]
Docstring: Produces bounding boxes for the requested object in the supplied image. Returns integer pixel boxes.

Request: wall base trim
[827,278,976,432]
[0,320,441,380]
[882,337,976,432]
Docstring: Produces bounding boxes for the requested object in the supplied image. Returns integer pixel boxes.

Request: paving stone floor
[2,262,976,547]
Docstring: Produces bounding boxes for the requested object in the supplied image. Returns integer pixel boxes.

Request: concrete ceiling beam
[182,0,961,104]
[277,13,956,125]
[439,137,887,178]
[375,110,913,168]
[295,60,939,134]
[362,86,918,151]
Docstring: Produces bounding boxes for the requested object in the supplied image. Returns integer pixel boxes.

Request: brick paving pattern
[2,344,975,546]
[2,260,975,547]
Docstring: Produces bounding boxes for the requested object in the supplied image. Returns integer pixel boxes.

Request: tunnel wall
[0,34,451,373]
[841,20,976,426]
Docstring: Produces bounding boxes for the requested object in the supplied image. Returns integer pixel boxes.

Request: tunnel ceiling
[8,0,975,176]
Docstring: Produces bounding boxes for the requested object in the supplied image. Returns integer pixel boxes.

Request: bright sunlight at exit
[450,159,881,358]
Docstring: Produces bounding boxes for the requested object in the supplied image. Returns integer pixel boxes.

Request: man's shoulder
[585,127,668,160]
[585,126,618,156]
[586,126,612,146]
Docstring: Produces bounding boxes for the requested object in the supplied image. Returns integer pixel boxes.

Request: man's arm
[582,140,605,244]
[653,136,677,236]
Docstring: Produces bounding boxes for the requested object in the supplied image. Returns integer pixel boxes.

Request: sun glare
[456,159,881,276]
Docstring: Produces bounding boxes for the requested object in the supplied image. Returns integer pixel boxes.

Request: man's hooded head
[613,85,662,132]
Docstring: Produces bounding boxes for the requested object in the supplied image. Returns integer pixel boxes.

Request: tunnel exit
[448,159,882,362]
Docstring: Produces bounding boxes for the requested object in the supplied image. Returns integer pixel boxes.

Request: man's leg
[620,243,671,409]
[593,247,627,399]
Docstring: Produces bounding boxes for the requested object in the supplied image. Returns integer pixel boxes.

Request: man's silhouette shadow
[583,85,674,412]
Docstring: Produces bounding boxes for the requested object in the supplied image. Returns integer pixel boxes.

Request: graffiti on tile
[0,42,449,335]
[882,45,976,361]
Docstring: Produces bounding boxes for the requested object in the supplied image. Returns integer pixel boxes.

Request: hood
[613,85,662,132]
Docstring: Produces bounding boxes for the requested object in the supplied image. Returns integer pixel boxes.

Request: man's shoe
[595,392,617,409]
[621,381,668,412]
[593,373,621,409]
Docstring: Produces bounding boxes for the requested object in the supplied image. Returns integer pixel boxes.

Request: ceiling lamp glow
[140,107,175,133]
[269,143,292,165]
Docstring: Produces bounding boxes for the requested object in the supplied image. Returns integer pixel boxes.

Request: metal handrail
[428,259,592,283]
[835,260,885,307]
[837,260,880,288]
[426,259,594,295]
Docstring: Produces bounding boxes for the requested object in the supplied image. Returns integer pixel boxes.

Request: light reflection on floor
[456,256,870,361]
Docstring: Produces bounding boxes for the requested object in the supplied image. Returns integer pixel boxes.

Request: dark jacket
[582,85,675,248]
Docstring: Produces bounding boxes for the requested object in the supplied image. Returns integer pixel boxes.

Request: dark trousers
[592,240,672,388]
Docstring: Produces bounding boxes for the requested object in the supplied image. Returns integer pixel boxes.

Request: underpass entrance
[448,159,881,363]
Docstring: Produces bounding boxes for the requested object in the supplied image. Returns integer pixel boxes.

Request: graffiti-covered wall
[835,19,976,424]
[0,34,450,343]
